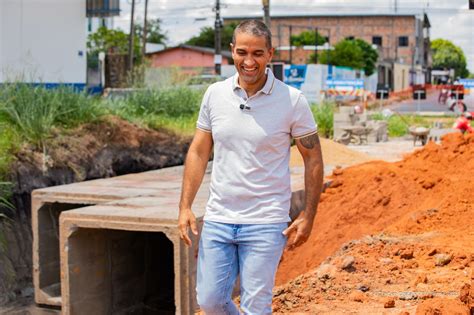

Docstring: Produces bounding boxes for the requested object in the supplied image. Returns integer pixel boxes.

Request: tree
[87,27,130,68]
[353,39,378,76]
[87,25,155,68]
[312,38,378,76]
[185,23,237,50]
[431,39,469,78]
[290,30,326,47]
[135,18,168,44]
[87,27,130,55]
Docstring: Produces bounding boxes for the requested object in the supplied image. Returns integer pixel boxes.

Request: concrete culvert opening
[67,228,175,315]
[37,203,89,300]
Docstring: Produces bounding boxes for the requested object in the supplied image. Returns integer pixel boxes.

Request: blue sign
[284,65,307,89]
[326,79,364,90]
[459,79,474,88]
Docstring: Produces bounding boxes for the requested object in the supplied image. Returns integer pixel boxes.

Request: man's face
[231,32,274,89]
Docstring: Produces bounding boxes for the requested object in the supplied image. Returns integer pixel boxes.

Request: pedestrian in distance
[178,19,324,315]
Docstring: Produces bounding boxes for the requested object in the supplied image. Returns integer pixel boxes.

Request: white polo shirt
[197,69,317,224]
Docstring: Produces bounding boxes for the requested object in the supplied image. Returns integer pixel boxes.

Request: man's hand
[178,208,198,246]
[177,129,212,247]
[282,211,314,250]
[283,132,323,251]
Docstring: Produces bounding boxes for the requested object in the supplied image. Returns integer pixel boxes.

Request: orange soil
[290,137,373,168]
[275,133,474,313]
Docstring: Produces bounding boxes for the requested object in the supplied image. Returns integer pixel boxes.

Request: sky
[113,0,474,73]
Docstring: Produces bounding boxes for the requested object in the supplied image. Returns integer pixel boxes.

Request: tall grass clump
[0,84,103,148]
[311,101,335,138]
[0,125,18,180]
[108,86,204,136]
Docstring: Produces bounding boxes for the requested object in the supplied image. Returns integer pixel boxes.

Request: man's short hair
[232,20,272,49]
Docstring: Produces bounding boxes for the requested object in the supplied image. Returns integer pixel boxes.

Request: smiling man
[178,20,324,314]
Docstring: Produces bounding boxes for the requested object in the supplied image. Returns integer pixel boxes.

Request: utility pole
[288,25,292,64]
[262,0,271,29]
[314,27,318,64]
[128,0,136,72]
[214,0,222,75]
[141,0,149,57]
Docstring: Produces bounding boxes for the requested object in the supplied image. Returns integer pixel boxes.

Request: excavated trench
[0,118,190,306]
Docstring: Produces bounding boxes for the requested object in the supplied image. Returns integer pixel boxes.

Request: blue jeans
[196,221,288,315]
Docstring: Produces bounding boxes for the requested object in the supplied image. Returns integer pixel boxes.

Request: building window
[346,36,355,41]
[372,36,382,46]
[398,36,409,47]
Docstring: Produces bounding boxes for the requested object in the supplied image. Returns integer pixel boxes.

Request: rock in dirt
[435,253,453,266]
[333,167,344,176]
[316,263,337,281]
[340,255,355,271]
[399,292,418,300]
[411,274,428,287]
[383,297,396,308]
[349,290,367,302]
[400,249,414,260]
[459,282,474,312]
[357,284,370,292]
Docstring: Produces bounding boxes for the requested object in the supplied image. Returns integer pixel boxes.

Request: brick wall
[226,15,420,66]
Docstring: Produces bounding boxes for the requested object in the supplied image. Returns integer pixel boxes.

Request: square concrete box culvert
[31,166,198,307]
[33,202,91,305]
[65,228,176,314]
[59,197,207,315]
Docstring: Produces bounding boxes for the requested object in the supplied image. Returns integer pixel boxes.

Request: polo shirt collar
[232,68,276,95]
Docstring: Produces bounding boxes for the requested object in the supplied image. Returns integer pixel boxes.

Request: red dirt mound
[274,133,474,313]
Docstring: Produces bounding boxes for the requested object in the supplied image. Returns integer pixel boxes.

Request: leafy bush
[311,101,335,138]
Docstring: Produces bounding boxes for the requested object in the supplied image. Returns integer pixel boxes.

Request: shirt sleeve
[196,87,212,133]
[290,92,318,139]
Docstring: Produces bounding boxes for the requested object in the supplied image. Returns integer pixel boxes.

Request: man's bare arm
[178,129,213,246]
[283,133,324,249]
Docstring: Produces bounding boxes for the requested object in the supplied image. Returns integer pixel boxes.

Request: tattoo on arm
[299,133,320,149]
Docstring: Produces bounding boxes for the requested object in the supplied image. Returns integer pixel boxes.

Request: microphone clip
[240,104,251,111]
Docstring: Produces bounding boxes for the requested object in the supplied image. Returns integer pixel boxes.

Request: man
[453,111,473,133]
[178,20,323,314]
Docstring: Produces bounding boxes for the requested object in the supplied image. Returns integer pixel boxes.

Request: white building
[0,0,119,88]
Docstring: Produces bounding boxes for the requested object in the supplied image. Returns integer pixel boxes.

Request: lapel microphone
[240,104,251,111]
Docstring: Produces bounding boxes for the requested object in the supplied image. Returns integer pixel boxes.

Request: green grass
[0,125,18,181]
[0,84,104,148]
[107,87,203,118]
[145,113,199,137]
[0,84,202,158]
[311,101,336,138]
[105,86,204,136]
[0,84,204,203]
[370,113,456,137]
